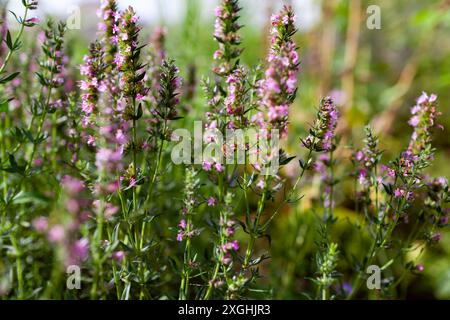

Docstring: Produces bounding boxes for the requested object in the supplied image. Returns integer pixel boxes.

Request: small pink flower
[256,179,265,189]
[34,158,43,167]
[355,151,364,162]
[221,254,232,265]
[202,161,212,171]
[387,168,396,178]
[106,181,120,193]
[48,225,65,243]
[408,116,420,127]
[179,219,187,229]
[394,188,405,198]
[112,251,126,263]
[214,163,224,172]
[26,17,40,24]
[71,238,89,262]
[32,217,48,233]
[207,197,216,207]
[213,50,222,60]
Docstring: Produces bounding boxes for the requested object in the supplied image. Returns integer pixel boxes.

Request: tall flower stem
[90,172,106,299]
[132,97,138,212]
[241,175,271,272]
[179,213,192,300]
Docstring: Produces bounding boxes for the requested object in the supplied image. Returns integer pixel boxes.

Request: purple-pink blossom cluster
[407,92,440,155]
[303,97,339,151]
[255,5,300,138]
[79,41,106,142]
[97,0,120,66]
[223,66,248,129]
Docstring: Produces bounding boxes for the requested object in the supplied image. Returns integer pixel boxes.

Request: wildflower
[112,250,125,263]
[179,219,187,229]
[95,148,123,173]
[222,240,239,252]
[155,59,182,121]
[202,161,212,171]
[25,17,40,25]
[256,179,265,189]
[79,41,106,128]
[223,66,248,127]
[61,175,85,195]
[303,97,339,151]
[48,225,65,243]
[69,238,90,264]
[407,92,440,155]
[32,217,49,233]
[257,6,300,138]
[212,0,243,75]
[356,126,381,170]
[342,282,353,295]
[394,188,405,198]
[99,0,119,66]
[117,6,148,108]
[177,168,199,242]
[214,163,224,172]
[387,167,396,178]
[207,197,216,207]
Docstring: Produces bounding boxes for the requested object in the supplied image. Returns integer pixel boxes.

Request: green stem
[0,7,29,74]
[11,235,24,299]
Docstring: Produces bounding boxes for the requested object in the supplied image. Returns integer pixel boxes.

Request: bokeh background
[5,0,450,298]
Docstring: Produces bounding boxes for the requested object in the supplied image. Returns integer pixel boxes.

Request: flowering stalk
[98,0,120,105]
[349,92,440,299]
[212,0,243,76]
[116,7,147,212]
[178,167,200,300]
[204,192,239,299]
[352,126,382,226]
[143,59,181,210]
[98,0,119,67]
[79,41,109,299]
[239,5,299,285]
[40,176,90,298]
